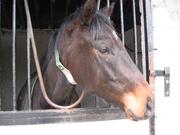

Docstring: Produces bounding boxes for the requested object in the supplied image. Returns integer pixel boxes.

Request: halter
[54,48,77,85]
[31,49,84,109]
[52,48,85,109]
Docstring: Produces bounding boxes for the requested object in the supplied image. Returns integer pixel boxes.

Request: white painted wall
[152,0,180,135]
[0,120,149,135]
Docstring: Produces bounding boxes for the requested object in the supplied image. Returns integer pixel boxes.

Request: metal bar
[12,0,16,111]
[24,0,41,110]
[164,67,170,97]
[0,108,126,126]
[139,0,147,78]
[107,0,110,20]
[143,0,155,134]
[119,0,124,45]
[27,23,31,111]
[154,70,164,76]
[144,0,153,81]
[107,0,110,8]
[144,1,153,53]
[0,0,2,111]
[97,0,101,10]
[132,0,138,65]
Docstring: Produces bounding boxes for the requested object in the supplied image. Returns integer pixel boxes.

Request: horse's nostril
[145,97,153,118]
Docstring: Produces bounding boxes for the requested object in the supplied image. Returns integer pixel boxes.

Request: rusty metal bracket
[152,67,170,97]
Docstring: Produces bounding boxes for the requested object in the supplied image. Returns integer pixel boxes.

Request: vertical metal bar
[27,23,31,111]
[107,0,110,20]
[97,0,101,10]
[132,0,138,65]
[107,0,110,8]
[144,0,153,82]
[119,0,125,45]
[24,0,39,110]
[0,0,2,111]
[143,0,155,134]
[12,0,16,111]
[139,0,147,78]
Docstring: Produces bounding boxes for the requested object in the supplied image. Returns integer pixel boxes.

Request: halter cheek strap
[54,48,77,85]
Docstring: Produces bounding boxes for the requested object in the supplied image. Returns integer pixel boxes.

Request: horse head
[56,0,154,121]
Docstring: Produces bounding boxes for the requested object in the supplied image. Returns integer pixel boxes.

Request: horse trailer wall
[0,1,154,135]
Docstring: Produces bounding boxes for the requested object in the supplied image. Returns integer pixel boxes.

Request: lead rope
[24,0,84,109]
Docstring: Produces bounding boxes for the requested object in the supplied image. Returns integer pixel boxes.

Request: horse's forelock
[90,12,114,40]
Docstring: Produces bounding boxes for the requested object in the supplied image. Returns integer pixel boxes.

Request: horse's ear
[100,2,116,17]
[80,0,97,25]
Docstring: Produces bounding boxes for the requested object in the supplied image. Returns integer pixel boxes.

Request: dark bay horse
[18,0,154,121]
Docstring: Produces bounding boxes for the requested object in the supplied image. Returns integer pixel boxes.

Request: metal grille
[0,0,154,130]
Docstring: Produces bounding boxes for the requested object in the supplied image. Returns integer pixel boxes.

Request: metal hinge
[151,67,170,97]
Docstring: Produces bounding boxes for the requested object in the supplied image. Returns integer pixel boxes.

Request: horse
[17,0,154,121]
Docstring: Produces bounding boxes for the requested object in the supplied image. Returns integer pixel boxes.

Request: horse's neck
[33,57,74,109]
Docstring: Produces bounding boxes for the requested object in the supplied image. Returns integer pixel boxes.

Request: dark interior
[1,0,141,30]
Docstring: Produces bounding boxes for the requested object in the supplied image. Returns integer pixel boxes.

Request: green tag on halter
[55,48,65,71]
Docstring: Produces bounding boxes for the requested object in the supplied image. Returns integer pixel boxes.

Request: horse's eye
[99,47,110,54]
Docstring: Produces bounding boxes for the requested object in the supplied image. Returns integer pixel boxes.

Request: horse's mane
[41,8,114,73]
[40,9,80,73]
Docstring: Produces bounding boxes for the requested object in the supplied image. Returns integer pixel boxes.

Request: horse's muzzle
[126,96,154,121]
[120,81,154,121]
